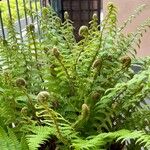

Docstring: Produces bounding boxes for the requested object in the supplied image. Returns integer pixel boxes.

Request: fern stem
[87,6,114,73]
[56,56,75,95]
[22,88,35,109]
[62,21,75,52]
[90,62,103,90]
[74,37,88,74]
[42,104,69,145]
[30,28,44,83]
[118,4,146,32]
[22,88,42,124]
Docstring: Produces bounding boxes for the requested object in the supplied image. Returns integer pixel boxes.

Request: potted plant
[0,3,150,150]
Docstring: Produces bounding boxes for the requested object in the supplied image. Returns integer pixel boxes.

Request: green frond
[35,103,78,145]
[0,127,22,150]
[20,136,29,150]
[72,130,150,150]
[118,4,146,32]
[61,12,76,51]
[93,68,150,131]
[26,126,55,150]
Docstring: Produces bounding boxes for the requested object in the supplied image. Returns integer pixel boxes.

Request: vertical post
[79,0,81,25]
[57,0,62,18]
[35,0,41,41]
[39,0,43,12]
[88,0,90,22]
[97,0,101,24]
[61,0,65,21]
[70,0,72,19]
[60,0,64,20]
[29,0,34,23]
[0,8,5,39]
[48,0,51,5]
[42,0,46,7]
[15,0,23,41]
[23,0,28,25]
[7,0,12,20]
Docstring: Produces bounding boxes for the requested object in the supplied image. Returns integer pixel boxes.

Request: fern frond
[61,12,76,51]
[26,126,55,150]
[120,17,150,55]
[72,130,150,150]
[118,4,146,32]
[0,127,22,150]
[94,68,150,131]
[20,136,29,150]
[35,103,78,145]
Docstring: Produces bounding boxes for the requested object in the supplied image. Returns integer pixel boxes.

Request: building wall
[103,0,150,57]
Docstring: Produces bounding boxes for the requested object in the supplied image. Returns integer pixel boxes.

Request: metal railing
[0,0,102,40]
[0,0,50,40]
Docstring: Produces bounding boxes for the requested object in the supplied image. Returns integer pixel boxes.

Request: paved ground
[0,16,39,38]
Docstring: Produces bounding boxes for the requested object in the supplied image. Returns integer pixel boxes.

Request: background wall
[103,0,150,57]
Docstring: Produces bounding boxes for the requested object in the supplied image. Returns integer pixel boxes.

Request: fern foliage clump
[0,3,150,150]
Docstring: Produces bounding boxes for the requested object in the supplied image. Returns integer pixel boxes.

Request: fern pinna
[0,3,150,150]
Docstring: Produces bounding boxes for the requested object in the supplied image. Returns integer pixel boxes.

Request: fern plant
[0,3,150,150]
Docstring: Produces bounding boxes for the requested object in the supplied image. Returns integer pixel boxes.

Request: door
[62,0,101,38]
